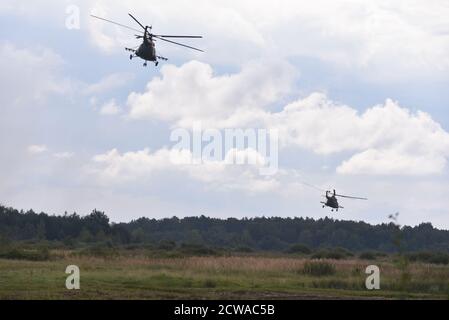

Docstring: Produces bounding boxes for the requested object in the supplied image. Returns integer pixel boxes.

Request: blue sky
[1,0,449,228]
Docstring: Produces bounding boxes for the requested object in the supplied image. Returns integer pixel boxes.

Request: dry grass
[0,251,448,300]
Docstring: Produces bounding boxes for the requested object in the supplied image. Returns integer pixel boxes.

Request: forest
[1,205,448,254]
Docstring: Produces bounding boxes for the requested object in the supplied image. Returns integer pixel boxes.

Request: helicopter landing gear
[130,55,133,60]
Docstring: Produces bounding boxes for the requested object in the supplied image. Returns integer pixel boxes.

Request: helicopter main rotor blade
[91,15,143,34]
[154,35,204,52]
[128,13,146,31]
[335,194,368,200]
[155,35,203,39]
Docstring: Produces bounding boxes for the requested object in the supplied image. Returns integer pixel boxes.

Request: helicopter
[91,13,203,67]
[321,189,367,212]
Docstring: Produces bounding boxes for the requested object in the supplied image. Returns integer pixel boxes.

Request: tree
[84,210,110,235]
[1,204,449,253]
[36,220,47,241]
[78,227,94,243]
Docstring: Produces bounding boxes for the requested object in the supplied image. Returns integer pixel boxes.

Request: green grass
[0,249,448,300]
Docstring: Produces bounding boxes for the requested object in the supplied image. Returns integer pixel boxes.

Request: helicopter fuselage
[318,189,366,212]
[321,191,343,211]
[136,39,156,61]
[323,196,340,209]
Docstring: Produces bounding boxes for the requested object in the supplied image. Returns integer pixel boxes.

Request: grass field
[0,248,448,300]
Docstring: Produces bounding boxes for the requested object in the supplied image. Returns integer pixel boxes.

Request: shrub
[180,243,217,256]
[75,245,119,258]
[0,246,50,261]
[407,252,449,265]
[311,247,354,260]
[158,240,177,251]
[302,261,336,277]
[235,246,253,253]
[287,244,312,255]
[333,247,354,257]
[359,251,378,260]
[38,246,50,260]
[0,234,11,246]
[203,279,217,288]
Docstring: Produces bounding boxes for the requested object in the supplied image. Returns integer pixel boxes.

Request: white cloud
[53,152,74,159]
[89,147,295,194]
[80,0,449,80]
[268,95,449,175]
[337,149,447,176]
[1,0,449,227]
[0,43,70,106]
[99,99,122,116]
[0,0,66,17]
[84,73,134,95]
[126,61,449,176]
[91,148,170,182]
[127,59,296,127]
[269,94,449,151]
[86,1,263,63]
[4,1,449,79]
[28,145,48,155]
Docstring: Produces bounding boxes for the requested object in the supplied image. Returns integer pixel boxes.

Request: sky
[1,0,449,228]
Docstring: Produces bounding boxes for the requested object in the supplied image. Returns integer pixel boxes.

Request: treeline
[1,205,449,253]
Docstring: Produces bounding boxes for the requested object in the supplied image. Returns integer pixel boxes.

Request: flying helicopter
[91,13,203,67]
[321,189,368,212]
